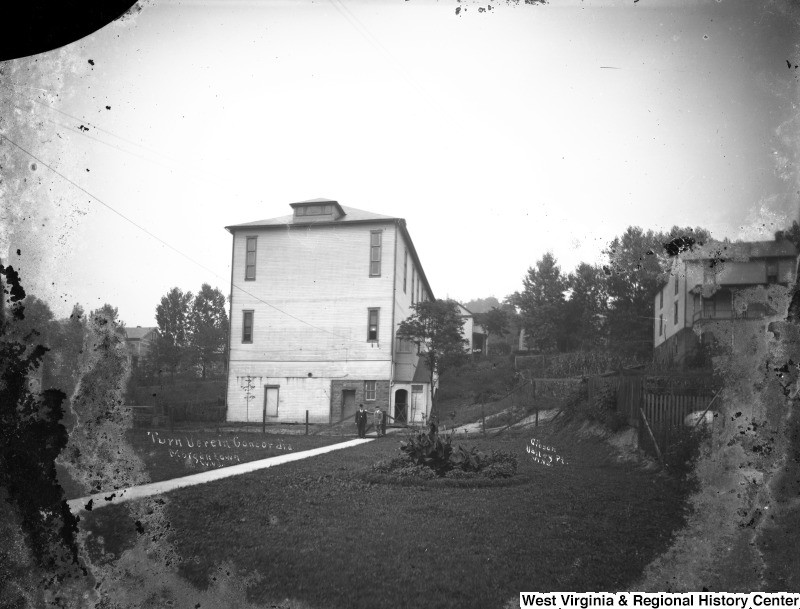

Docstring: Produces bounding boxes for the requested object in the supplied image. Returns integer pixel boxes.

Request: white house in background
[224,198,435,426]
[123,326,159,368]
[456,303,488,354]
[653,233,798,366]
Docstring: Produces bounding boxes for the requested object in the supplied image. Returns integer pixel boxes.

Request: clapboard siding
[227,219,407,422]
[392,228,429,383]
[230,222,396,362]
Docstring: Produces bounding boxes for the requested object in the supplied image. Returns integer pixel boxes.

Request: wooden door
[342,390,356,422]
[264,386,279,418]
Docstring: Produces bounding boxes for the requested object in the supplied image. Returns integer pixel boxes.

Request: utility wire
[0,132,367,346]
[2,82,175,163]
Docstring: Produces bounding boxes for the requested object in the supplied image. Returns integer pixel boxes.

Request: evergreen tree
[513,252,567,352]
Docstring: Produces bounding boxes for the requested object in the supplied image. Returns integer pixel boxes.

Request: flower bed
[365,429,520,485]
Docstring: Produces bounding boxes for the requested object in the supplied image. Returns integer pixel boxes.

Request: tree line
[144,284,229,381]
[465,224,733,359]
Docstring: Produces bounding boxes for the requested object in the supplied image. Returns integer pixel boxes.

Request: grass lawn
[136,426,692,608]
[130,428,350,485]
[59,429,349,500]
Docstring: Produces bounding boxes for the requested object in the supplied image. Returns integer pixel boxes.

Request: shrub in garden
[393,430,518,479]
[400,430,454,475]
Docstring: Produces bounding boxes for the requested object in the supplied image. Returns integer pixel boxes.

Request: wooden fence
[639,393,714,460]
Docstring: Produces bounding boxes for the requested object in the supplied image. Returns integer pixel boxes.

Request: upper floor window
[396,335,413,353]
[659,315,663,336]
[702,297,715,318]
[659,290,663,309]
[673,301,679,325]
[674,275,679,295]
[245,237,257,280]
[367,308,380,342]
[242,310,254,343]
[767,261,778,283]
[370,231,382,277]
[403,249,408,293]
[411,268,416,304]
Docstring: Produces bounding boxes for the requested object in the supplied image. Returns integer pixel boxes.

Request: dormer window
[289,199,345,220]
[295,203,334,217]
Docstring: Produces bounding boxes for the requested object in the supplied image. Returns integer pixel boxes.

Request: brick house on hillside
[653,234,797,366]
[224,198,436,425]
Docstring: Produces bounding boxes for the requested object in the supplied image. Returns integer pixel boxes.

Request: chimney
[775,230,786,241]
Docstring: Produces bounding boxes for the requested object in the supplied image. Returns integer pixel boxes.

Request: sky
[2,0,799,326]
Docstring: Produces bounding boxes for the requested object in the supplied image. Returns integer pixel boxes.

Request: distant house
[456,303,488,354]
[653,234,798,366]
[224,198,435,426]
[124,326,159,368]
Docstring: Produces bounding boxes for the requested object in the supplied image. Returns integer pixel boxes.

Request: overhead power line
[0,132,367,346]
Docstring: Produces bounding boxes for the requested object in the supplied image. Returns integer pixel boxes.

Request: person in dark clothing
[355,404,368,438]
[380,408,387,437]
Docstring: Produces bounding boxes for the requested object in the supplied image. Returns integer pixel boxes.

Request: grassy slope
[151,428,689,609]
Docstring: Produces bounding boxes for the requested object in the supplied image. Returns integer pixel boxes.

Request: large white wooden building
[224,198,435,426]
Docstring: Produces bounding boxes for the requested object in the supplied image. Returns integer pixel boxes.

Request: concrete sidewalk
[67,437,373,516]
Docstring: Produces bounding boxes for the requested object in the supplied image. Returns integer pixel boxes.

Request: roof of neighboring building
[456,303,474,317]
[124,327,158,340]
[681,238,797,261]
[412,356,432,383]
[225,199,435,300]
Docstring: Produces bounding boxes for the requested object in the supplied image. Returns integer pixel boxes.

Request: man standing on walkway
[374,406,384,437]
[356,404,368,438]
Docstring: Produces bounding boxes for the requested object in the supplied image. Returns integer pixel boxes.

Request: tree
[563,263,608,351]
[474,306,509,355]
[463,296,501,314]
[154,287,193,379]
[512,252,567,352]
[189,284,229,379]
[604,225,711,357]
[396,299,469,411]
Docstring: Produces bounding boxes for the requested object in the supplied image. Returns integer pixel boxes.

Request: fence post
[306,410,309,435]
[535,408,539,427]
[481,404,486,436]
[640,407,663,464]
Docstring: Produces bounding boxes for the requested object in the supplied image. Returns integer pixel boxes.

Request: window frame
[242,310,254,343]
[369,230,382,277]
[364,380,377,401]
[659,314,663,336]
[673,301,679,325]
[767,260,779,283]
[411,267,416,304]
[674,275,679,295]
[367,308,380,342]
[403,249,408,293]
[659,289,663,309]
[245,236,257,281]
